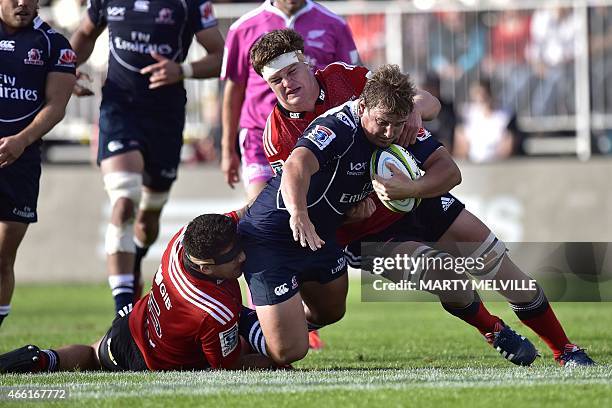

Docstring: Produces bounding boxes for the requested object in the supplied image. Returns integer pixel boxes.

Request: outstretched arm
[280,147,323,251]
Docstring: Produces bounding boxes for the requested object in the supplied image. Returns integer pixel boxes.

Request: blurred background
[20,0,612,283]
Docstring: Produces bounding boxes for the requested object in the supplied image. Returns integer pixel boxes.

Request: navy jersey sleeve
[87,0,107,28]
[295,115,354,169]
[187,0,218,35]
[407,128,443,166]
[47,33,77,75]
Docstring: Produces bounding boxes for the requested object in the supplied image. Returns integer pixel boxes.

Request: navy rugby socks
[0,305,10,327]
[108,274,135,314]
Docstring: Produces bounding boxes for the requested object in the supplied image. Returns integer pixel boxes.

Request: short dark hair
[250,29,304,77]
[361,64,416,117]
[182,214,236,260]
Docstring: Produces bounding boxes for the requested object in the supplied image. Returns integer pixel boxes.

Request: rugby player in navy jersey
[236,64,467,365]
[251,29,595,368]
[0,0,76,328]
[69,0,224,314]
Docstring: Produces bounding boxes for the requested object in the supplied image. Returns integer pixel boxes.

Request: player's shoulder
[315,100,359,129]
[319,62,370,80]
[32,18,69,43]
[304,101,359,145]
[31,18,74,59]
[308,1,348,26]
[200,280,241,327]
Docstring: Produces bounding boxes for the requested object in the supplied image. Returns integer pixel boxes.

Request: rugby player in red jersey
[0,213,275,373]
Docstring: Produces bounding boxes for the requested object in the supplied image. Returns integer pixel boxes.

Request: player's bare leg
[436,209,537,302]
[300,273,348,327]
[437,209,591,364]
[245,180,267,202]
[380,240,538,366]
[55,341,102,371]
[133,187,169,300]
[0,221,28,327]
[255,293,309,366]
[379,241,475,306]
[0,339,102,373]
[101,151,145,314]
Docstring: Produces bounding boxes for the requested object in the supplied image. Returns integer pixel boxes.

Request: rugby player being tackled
[251,29,594,367]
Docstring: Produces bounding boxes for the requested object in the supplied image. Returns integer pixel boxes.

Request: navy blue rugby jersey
[239,100,443,244]
[0,17,76,159]
[88,0,218,107]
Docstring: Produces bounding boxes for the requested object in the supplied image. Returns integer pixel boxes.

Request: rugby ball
[370,144,423,213]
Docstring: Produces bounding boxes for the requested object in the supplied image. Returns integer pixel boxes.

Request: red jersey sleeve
[199,311,241,369]
[263,111,293,175]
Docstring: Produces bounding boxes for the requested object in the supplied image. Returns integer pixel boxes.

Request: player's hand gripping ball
[370,144,422,213]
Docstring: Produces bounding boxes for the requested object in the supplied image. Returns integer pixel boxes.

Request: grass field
[0,282,611,407]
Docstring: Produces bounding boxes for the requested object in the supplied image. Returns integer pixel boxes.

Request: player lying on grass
[0,213,276,373]
[252,29,594,367]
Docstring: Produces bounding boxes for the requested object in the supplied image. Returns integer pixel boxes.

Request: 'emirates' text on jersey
[87,0,217,107]
[0,17,76,159]
[240,100,443,243]
[128,226,242,370]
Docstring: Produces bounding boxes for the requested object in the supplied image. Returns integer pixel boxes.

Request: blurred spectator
[402,13,431,74]
[526,7,581,116]
[421,71,457,151]
[346,3,385,67]
[454,79,515,163]
[483,10,532,113]
[589,6,612,114]
[429,11,487,104]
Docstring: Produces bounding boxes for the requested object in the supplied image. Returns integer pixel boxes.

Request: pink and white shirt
[221,0,359,131]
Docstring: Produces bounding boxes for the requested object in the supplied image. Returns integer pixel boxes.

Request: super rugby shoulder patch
[306,125,336,150]
[219,321,239,357]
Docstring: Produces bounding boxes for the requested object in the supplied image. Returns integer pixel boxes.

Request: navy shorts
[98,313,147,371]
[97,99,185,191]
[240,234,348,306]
[0,154,41,223]
[345,193,465,266]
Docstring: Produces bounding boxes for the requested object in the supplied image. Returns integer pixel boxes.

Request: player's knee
[104,172,142,221]
[111,197,136,224]
[139,190,169,212]
[315,304,345,326]
[0,253,16,270]
[268,342,308,365]
[468,232,507,281]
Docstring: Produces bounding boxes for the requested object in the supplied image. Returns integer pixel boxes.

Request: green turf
[0,283,611,407]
